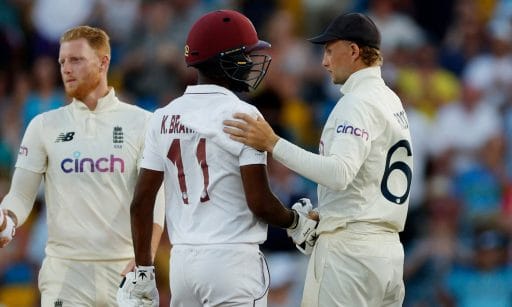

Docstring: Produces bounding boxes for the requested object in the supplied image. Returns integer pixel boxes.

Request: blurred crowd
[1,0,512,306]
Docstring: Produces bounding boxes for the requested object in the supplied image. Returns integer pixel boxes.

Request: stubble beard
[65,71,101,101]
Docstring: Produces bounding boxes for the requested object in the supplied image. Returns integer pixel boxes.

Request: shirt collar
[341,66,382,95]
[184,84,239,100]
[70,87,120,113]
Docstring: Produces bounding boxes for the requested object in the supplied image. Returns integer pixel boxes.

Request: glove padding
[117,266,159,307]
[291,198,313,216]
[286,198,318,251]
[0,210,16,248]
[295,212,318,255]
[117,272,143,307]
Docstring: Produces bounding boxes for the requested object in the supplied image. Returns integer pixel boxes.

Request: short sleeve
[239,146,266,166]
[140,112,164,171]
[180,99,262,156]
[15,115,47,173]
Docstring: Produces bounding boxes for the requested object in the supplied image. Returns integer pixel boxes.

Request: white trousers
[39,256,129,307]
[301,229,405,307]
[170,244,269,307]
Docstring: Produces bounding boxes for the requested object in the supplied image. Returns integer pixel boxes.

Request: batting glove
[295,210,319,255]
[0,210,16,248]
[292,198,313,215]
[286,198,318,247]
[117,272,143,307]
[132,265,159,307]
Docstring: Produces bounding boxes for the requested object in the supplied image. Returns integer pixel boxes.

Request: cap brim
[308,33,339,44]
[247,40,271,52]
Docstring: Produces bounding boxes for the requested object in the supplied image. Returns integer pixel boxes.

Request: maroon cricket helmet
[185,10,270,66]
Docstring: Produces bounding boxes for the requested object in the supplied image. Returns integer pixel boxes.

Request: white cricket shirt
[273,66,412,234]
[15,89,158,260]
[141,84,267,245]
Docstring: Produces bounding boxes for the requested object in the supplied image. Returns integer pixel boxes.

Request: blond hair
[360,46,383,66]
[60,25,111,57]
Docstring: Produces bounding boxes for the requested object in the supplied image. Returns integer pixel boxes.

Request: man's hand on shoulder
[223,113,279,152]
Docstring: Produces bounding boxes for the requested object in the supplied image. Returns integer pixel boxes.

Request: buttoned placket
[85,112,97,138]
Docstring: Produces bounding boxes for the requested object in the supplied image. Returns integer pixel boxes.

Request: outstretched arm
[225,113,359,191]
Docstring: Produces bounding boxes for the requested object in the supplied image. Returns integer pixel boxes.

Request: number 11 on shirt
[167,138,210,204]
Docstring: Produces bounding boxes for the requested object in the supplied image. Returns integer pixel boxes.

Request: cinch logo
[336,123,369,141]
[60,151,125,173]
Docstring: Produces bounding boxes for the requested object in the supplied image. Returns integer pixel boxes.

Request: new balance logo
[54,299,63,307]
[55,132,75,142]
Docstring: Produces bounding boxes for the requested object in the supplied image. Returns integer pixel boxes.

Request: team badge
[113,126,123,148]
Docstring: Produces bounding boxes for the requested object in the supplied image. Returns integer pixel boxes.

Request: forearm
[120,223,161,276]
[241,164,295,228]
[1,168,42,226]
[131,198,155,266]
[131,169,164,266]
[254,199,296,229]
[272,138,355,191]
[150,223,163,260]
[153,184,165,228]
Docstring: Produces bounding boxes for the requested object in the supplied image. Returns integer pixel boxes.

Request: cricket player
[0,26,165,306]
[224,12,413,307]
[121,10,318,307]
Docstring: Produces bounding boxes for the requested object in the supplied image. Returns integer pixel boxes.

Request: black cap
[308,12,381,49]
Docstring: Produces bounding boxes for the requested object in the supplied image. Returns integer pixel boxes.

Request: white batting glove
[295,209,319,255]
[132,265,159,307]
[0,210,16,248]
[117,272,143,307]
[291,198,313,215]
[286,198,318,248]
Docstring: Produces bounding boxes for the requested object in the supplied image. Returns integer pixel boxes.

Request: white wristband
[136,265,155,271]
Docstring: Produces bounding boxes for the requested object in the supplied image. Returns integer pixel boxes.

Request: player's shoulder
[229,96,261,117]
[31,104,72,127]
[346,83,399,109]
[339,91,372,112]
[113,101,154,126]
[233,97,257,111]
[152,94,188,113]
